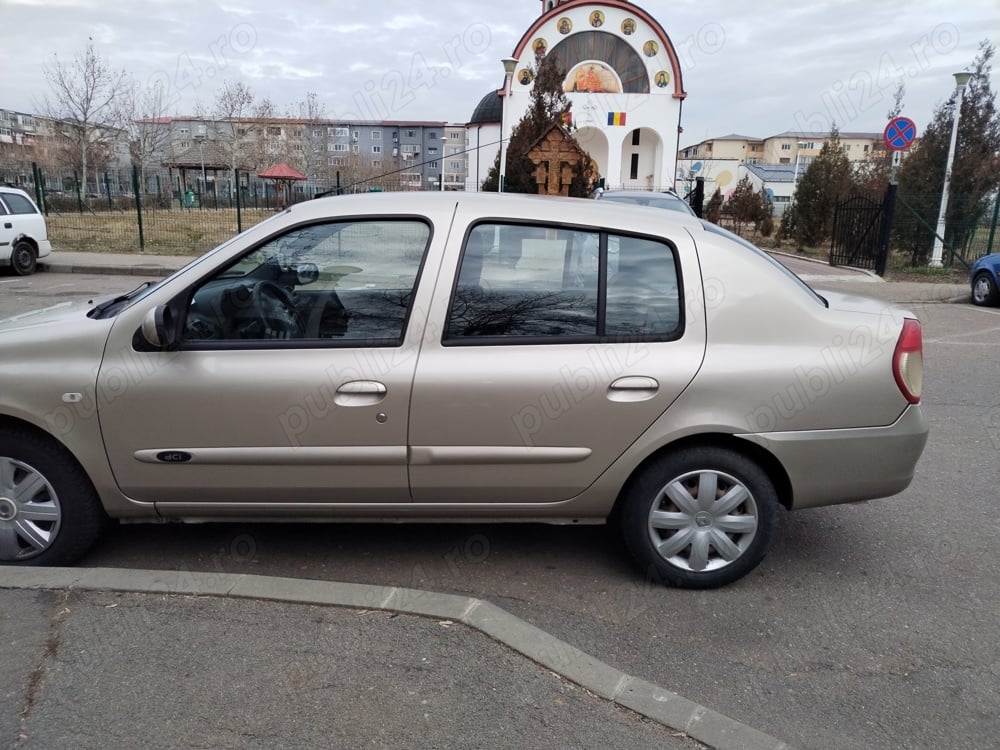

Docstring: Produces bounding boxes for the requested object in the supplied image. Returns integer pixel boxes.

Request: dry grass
[45,207,276,255]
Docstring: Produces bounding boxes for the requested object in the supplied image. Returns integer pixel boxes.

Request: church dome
[468,90,503,125]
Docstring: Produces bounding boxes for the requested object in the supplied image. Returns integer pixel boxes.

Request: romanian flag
[607,112,627,126]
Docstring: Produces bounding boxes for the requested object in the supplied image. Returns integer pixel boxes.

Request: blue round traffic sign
[884,116,917,151]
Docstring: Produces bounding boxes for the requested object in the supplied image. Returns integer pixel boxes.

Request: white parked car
[0,186,52,275]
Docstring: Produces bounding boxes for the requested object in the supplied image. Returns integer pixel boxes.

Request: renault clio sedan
[0,193,927,588]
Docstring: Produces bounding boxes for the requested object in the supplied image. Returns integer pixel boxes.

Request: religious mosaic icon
[518,68,535,85]
[654,70,670,88]
[558,17,572,34]
[590,10,605,27]
[621,18,637,35]
[533,38,548,56]
[564,62,622,94]
[643,40,659,57]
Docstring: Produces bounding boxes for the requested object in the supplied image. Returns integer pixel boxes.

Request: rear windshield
[699,221,827,306]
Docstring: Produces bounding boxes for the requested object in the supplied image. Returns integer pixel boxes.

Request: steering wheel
[251,281,304,338]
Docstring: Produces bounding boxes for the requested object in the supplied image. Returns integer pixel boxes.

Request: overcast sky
[1,0,997,147]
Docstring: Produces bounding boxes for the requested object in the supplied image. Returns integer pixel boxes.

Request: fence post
[74,171,83,213]
[132,165,145,252]
[31,162,45,214]
[875,183,898,277]
[156,174,162,205]
[235,169,242,233]
[177,176,183,210]
[104,172,113,209]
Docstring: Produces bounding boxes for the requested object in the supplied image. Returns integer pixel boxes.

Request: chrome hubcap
[647,469,758,573]
[974,277,990,302]
[0,457,62,561]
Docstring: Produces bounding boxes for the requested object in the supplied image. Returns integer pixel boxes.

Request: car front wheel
[10,240,38,276]
[971,271,999,307]
[620,446,780,589]
[0,430,106,565]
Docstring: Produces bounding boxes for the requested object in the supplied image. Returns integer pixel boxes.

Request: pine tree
[705,188,723,225]
[726,175,765,237]
[482,52,594,196]
[784,126,855,249]
[896,41,1000,265]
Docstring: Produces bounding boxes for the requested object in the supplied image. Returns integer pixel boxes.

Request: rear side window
[445,222,682,344]
[0,193,39,215]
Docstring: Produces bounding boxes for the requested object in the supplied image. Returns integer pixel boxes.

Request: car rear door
[407,205,706,504]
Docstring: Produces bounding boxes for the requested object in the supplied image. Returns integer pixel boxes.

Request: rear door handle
[335,380,387,406]
[608,376,659,402]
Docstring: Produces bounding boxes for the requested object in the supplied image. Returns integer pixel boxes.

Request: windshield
[121,212,291,310]
[699,220,828,306]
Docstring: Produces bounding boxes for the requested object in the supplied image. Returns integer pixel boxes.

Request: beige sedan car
[0,193,927,587]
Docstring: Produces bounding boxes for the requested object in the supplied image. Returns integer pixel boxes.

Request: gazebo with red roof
[257,163,307,210]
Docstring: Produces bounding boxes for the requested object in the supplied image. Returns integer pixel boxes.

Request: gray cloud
[2,0,996,142]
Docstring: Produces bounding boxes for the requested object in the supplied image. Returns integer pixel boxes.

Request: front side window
[181,219,431,347]
[445,223,681,344]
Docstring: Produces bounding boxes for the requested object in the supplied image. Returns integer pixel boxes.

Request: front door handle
[608,376,659,402]
[3,222,11,229]
[335,380,387,406]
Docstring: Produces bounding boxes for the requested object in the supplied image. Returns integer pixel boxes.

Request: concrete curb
[39,262,178,278]
[0,567,792,750]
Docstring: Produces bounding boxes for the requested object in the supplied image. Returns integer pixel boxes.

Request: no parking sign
[883,116,918,151]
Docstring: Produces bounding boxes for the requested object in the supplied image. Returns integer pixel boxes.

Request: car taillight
[893,318,923,404]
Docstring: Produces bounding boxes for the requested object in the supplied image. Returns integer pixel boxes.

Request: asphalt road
[2,272,998,749]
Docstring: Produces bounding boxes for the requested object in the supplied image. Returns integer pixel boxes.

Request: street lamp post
[792,141,807,195]
[440,135,448,191]
[498,57,519,193]
[930,71,973,268]
[194,133,208,201]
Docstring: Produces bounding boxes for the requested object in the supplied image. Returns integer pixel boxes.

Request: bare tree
[117,77,172,191]
[41,42,128,193]
[208,80,256,174]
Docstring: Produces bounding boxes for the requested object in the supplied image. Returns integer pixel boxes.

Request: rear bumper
[37,240,52,259]
[739,405,929,510]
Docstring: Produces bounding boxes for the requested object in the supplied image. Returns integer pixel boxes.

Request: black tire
[10,240,37,276]
[620,446,780,589]
[0,429,107,565]
[971,271,999,307]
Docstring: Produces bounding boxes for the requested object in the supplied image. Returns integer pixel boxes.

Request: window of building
[450,161,462,170]
[331,127,349,137]
[445,224,680,343]
[372,131,381,140]
[267,126,282,136]
[352,130,360,139]
[632,131,641,146]
[330,143,348,152]
[428,132,437,140]
[747,157,760,165]
[781,143,792,151]
[178,140,191,149]
[629,154,639,180]
[313,128,323,138]
[401,144,418,153]
[352,144,360,153]
[405,130,415,138]
[372,145,382,154]
[178,127,190,135]
[372,160,381,169]
[428,146,438,154]
[329,157,346,166]
[863,144,870,152]
[428,161,439,169]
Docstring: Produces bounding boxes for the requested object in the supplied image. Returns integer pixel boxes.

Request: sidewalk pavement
[39,249,971,306]
[0,568,792,750]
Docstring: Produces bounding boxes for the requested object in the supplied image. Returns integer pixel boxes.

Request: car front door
[408,211,706,504]
[97,216,438,507]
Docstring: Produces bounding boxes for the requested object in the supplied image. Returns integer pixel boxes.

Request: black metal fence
[29,164,435,255]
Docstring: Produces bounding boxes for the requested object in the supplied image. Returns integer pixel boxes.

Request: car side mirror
[291,262,320,286]
[141,305,179,350]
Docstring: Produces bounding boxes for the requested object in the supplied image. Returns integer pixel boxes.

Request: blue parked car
[970,253,1000,306]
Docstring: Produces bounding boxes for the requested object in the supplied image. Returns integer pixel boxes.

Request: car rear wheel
[10,240,37,276]
[620,446,779,588]
[971,271,999,307]
[0,430,106,565]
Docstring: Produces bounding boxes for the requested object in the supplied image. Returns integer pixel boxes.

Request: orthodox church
[467,0,686,191]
